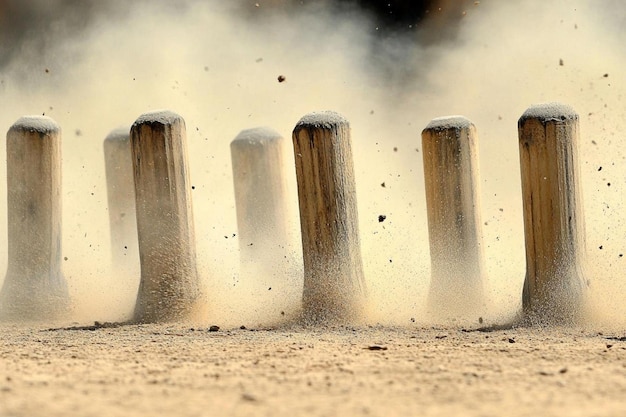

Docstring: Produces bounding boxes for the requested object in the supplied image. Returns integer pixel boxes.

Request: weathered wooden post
[230,127,290,271]
[103,127,138,267]
[518,102,587,324]
[292,111,366,323]
[130,111,200,322]
[0,116,69,321]
[422,116,485,317]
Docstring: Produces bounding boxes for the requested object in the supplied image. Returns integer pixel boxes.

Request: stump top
[295,111,348,130]
[10,116,60,133]
[519,102,578,124]
[424,115,472,132]
[105,127,130,142]
[133,110,183,127]
[232,126,282,145]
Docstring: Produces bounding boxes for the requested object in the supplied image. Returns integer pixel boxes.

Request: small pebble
[241,393,257,402]
[208,325,220,332]
[366,345,388,351]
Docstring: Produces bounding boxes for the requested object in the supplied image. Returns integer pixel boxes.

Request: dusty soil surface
[1,323,626,416]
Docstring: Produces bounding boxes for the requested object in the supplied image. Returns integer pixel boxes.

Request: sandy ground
[2,322,626,417]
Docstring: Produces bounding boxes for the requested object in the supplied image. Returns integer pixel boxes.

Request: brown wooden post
[518,102,587,324]
[230,127,290,274]
[0,116,69,321]
[130,111,200,323]
[422,116,485,317]
[103,127,138,267]
[292,111,366,323]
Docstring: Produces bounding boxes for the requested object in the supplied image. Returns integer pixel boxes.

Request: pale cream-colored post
[230,127,290,271]
[0,116,69,321]
[131,111,200,323]
[518,102,587,324]
[103,127,138,267]
[422,116,485,317]
[292,111,366,323]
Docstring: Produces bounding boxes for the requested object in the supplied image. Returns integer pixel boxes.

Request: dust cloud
[0,0,624,328]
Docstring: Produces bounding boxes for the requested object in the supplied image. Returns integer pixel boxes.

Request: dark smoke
[0,1,121,71]
[0,0,463,81]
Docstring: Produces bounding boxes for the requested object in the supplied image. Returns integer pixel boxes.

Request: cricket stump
[422,116,486,318]
[104,127,138,267]
[230,127,290,272]
[131,111,200,323]
[518,102,587,325]
[292,111,366,323]
[0,116,69,321]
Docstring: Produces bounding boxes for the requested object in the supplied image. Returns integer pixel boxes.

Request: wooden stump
[292,111,366,323]
[230,127,290,272]
[518,102,587,324]
[130,111,200,323]
[0,116,69,321]
[422,116,485,317]
[103,127,138,267]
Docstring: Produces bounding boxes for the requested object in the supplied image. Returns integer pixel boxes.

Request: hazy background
[0,0,624,328]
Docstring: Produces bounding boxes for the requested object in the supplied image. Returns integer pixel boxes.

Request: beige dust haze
[0,0,624,327]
